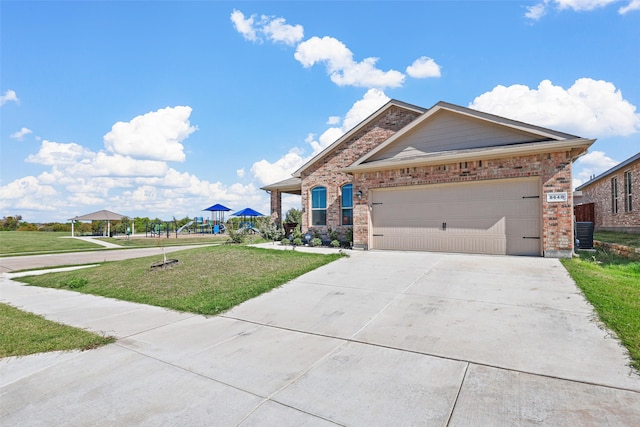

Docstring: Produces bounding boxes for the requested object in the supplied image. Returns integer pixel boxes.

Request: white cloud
[555,0,618,10]
[526,0,638,19]
[0,176,57,203]
[75,153,169,177]
[250,89,390,186]
[573,150,619,187]
[327,116,341,125]
[26,140,95,165]
[230,10,259,42]
[469,78,640,137]
[262,17,304,45]
[294,36,405,89]
[619,0,640,13]
[250,149,306,186]
[237,168,245,178]
[0,89,19,106]
[103,106,196,162]
[10,127,32,140]
[230,10,303,45]
[526,2,549,19]
[343,88,391,130]
[406,56,442,78]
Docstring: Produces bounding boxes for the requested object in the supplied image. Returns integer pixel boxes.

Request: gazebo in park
[69,209,127,237]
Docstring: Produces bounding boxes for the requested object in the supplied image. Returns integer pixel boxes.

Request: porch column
[270,190,282,225]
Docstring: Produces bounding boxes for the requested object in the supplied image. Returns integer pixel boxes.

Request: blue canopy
[231,207,265,217]
[203,203,231,212]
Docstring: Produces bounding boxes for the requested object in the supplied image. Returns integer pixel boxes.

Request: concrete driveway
[1,249,639,426]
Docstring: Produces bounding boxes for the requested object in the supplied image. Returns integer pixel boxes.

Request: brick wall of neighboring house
[578,157,640,232]
[352,151,575,256]
[300,106,422,239]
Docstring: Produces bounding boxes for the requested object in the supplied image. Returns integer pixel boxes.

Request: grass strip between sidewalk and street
[561,249,640,371]
[0,303,115,358]
[16,245,344,316]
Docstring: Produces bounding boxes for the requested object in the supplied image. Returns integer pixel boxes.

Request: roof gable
[353,102,581,167]
[576,152,640,190]
[292,99,426,177]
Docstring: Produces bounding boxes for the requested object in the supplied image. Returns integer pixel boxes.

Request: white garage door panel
[371,179,540,256]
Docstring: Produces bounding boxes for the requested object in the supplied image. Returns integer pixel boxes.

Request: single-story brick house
[263,100,595,258]
[574,152,639,233]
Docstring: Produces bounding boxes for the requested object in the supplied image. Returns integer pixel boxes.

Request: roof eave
[343,138,595,174]
[576,151,640,190]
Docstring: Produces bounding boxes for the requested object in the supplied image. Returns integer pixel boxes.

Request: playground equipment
[231,207,264,233]
[177,220,194,234]
[145,220,180,238]
[201,203,231,234]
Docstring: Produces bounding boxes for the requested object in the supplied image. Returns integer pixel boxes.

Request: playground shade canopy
[231,207,265,217]
[203,204,231,212]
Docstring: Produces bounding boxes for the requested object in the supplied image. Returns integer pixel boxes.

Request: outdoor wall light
[356,190,363,200]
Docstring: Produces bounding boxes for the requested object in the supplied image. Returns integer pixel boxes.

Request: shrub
[310,238,322,247]
[342,227,353,247]
[259,221,284,242]
[281,238,290,245]
[330,239,341,248]
[227,228,247,244]
[328,227,339,242]
[292,237,303,246]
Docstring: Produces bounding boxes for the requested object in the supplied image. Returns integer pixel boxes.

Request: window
[311,186,327,226]
[341,184,353,225]
[611,177,618,214]
[625,171,633,212]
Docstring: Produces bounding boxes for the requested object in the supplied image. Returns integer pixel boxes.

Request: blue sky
[1,0,639,223]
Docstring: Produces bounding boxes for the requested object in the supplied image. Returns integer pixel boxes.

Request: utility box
[575,222,594,250]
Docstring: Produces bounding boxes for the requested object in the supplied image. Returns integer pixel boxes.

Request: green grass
[0,230,263,256]
[0,231,104,255]
[561,250,640,371]
[593,231,640,248]
[17,245,344,316]
[0,303,115,358]
[98,232,267,247]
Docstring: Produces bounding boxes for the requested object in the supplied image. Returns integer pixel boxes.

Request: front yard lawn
[17,245,344,316]
[0,303,115,358]
[561,250,640,371]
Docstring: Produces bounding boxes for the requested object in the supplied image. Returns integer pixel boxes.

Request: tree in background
[1,215,23,231]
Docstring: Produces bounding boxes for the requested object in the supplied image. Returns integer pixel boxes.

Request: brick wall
[300,106,422,238]
[578,158,640,232]
[351,152,575,256]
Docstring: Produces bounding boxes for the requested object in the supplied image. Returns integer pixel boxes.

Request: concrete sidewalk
[0,245,211,274]
[1,250,639,425]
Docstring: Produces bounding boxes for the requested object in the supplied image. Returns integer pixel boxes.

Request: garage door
[370,178,541,256]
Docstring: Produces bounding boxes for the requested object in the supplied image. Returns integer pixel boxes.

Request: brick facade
[577,156,640,233]
[300,106,422,239]
[351,152,574,256]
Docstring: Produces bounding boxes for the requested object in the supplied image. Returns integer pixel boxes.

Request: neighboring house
[574,152,640,233]
[262,101,595,258]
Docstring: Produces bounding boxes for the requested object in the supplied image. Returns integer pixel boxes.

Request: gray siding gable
[367,109,550,163]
